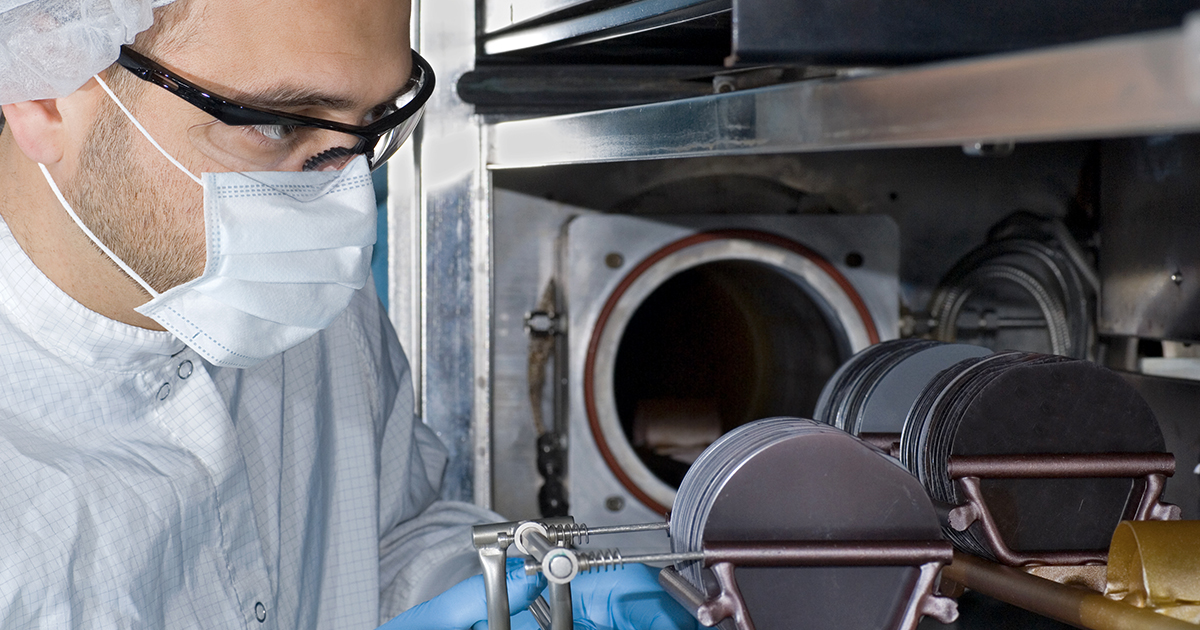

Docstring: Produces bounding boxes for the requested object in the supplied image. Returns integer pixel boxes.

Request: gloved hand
[561,563,698,630]
[377,559,697,630]
[378,558,545,630]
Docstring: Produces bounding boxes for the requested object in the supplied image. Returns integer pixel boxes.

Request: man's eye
[364,105,396,126]
[251,124,297,141]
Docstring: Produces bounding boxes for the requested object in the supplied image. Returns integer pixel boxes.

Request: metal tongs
[471,518,675,630]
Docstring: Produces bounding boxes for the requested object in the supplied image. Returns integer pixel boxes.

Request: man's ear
[1,97,66,165]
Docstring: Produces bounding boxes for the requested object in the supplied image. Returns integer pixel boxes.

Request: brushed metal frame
[484,0,594,36]
[490,16,1200,168]
[396,0,493,506]
[387,128,421,415]
[483,0,731,55]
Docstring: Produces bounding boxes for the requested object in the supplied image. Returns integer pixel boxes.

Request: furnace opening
[612,260,847,489]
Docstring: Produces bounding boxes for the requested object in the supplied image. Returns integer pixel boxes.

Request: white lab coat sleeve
[369,297,501,623]
[376,495,498,622]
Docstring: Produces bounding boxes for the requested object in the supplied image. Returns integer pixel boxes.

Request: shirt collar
[0,214,185,373]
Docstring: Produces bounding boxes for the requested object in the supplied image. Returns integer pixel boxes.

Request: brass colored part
[1106,520,1200,624]
[942,552,1198,630]
[1025,565,1108,593]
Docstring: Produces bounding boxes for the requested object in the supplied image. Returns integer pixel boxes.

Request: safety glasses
[115,45,435,172]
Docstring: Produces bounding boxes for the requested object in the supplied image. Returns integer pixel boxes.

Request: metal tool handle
[473,522,519,630]
[478,546,512,630]
[547,581,573,630]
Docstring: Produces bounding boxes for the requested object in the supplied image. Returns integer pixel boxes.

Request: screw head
[1171,270,1184,285]
[605,253,624,269]
[605,495,625,512]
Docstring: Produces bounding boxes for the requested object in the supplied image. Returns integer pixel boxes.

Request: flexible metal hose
[934,264,1072,356]
[930,227,1093,358]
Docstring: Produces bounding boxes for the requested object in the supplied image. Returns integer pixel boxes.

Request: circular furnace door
[584,230,880,513]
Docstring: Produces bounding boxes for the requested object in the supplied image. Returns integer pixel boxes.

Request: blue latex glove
[378,558,545,630]
[559,564,698,630]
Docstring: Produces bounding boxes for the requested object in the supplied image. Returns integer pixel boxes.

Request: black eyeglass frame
[114,45,435,169]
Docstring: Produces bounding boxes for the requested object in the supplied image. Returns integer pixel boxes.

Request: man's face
[65,0,413,293]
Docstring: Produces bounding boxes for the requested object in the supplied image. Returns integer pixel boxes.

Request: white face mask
[38,76,377,369]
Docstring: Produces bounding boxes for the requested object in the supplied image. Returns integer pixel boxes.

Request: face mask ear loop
[37,163,162,299]
[93,73,203,186]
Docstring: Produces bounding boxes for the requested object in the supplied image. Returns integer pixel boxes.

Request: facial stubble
[66,89,207,295]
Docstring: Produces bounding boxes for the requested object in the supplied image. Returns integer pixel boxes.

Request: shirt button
[177,360,193,379]
[156,383,171,401]
[255,602,266,623]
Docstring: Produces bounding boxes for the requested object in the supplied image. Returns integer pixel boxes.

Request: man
[0,0,693,628]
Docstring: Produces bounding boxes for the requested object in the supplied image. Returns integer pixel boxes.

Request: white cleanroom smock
[0,213,494,629]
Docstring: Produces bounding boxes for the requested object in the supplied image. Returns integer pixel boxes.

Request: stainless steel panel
[491,191,588,520]
[483,0,730,55]
[388,137,421,416]
[423,173,484,504]
[490,24,1200,168]
[1099,136,1200,343]
[485,0,594,35]
[413,0,492,506]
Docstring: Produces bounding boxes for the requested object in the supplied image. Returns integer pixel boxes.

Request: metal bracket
[658,540,958,630]
[945,452,1181,566]
[911,562,961,626]
[1133,473,1181,521]
[705,562,756,630]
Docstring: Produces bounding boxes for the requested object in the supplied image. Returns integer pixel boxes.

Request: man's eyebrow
[230,79,416,116]
[232,86,359,112]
